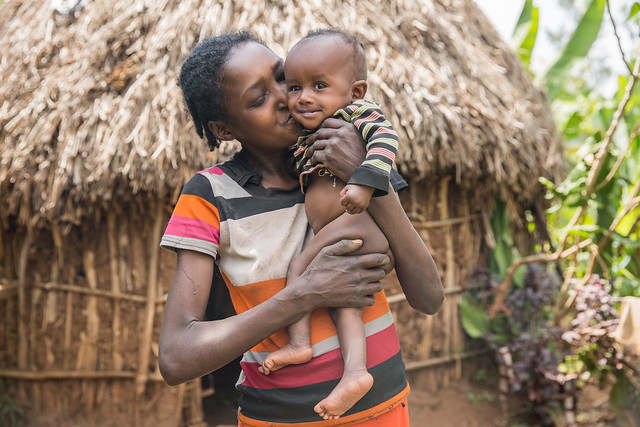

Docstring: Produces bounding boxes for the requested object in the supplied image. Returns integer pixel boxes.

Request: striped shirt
[161,151,409,426]
[294,99,399,197]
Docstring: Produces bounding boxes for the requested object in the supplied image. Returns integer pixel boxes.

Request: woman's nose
[273,83,288,109]
[275,81,288,107]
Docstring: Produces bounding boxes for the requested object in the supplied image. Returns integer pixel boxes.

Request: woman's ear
[351,80,368,102]
[208,121,234,141]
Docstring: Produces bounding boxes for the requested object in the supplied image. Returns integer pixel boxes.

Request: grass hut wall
[0,0,564,424]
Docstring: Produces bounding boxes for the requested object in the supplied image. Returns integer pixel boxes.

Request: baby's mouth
[297,110,319,118]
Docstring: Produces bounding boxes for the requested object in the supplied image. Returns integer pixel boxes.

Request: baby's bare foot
[313,369,373,419]
[258,344,313,375]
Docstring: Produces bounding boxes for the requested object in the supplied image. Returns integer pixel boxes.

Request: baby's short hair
[301,28,367,81]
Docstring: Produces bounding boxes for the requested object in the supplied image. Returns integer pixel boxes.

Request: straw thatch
[0,0,563,227]
[0,0,565,424]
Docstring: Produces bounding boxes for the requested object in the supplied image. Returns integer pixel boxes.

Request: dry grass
[0,0,563,226]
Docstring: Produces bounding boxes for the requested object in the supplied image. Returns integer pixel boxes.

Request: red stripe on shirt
[373,126,397,136]
[200,165,225,175]
[367,147,396,160]
[164,216,220,244]
[239,324,401,389]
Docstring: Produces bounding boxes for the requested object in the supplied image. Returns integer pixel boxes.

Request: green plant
[461,0,640,423]
[0,379,24,427]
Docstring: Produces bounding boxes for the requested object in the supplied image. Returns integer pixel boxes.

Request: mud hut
[0,0,564,424]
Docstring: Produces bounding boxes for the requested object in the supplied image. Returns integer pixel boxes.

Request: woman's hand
[291,239,388,309]
[304,118,366,183]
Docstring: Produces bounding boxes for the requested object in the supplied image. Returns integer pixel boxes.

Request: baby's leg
[260,208,387,377]
[313,306,373,420]
[261,177,350,375]
[313,212,388,420]
[259,256,314,375]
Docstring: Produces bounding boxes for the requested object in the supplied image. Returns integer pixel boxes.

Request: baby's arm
[332,101,398,206]
[340,184,374,214]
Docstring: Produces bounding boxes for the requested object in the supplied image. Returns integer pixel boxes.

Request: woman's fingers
[304,120,366,182]
[303,239,388,308]
[383,249,395,275]
[320,239,389,270]
[321,238,362,255]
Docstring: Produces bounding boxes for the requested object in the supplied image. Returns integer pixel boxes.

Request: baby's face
[284,36,356,130]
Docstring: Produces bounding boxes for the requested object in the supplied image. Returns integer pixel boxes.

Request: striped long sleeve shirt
[295,99,399,196]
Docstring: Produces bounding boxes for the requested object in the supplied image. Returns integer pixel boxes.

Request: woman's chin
[285,118,302,133]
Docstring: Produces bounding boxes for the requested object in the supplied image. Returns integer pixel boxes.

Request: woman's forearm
[159,242,387,385]
[368,189,444,315]
[159,283,311,385]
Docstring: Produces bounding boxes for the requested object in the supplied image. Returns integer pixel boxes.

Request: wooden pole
[108,211,124,406]
[30,284,41,412]
[135,199,164,420]
[2,279,166,303]
[17,221,33,402]
[0,369,168,381]
[439,177,456,387]
[173,383,186,427]
[63,288,73,371]
[82,247,100,411]
[404,348,490,371]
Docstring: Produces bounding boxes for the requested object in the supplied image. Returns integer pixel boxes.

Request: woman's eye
[314,82,327,90]
[276,72,286,82]
[251,94,266,107]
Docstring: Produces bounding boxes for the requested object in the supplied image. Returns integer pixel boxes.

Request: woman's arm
[159,239,389,385]
[306,118,445,315]
[367,190,444,314]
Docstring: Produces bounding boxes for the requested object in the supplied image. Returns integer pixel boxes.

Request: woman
[158,31,444,426]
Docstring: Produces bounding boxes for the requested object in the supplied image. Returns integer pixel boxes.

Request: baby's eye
[314,82,327,90]
[288,85,301,92]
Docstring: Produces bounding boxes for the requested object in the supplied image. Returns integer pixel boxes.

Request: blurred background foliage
[462,0,640,423]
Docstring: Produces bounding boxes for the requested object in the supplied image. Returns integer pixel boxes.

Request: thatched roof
[0,0,563,225]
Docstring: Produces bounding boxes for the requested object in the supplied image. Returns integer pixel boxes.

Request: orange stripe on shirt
[173,194,220,227]
[223,270,393,353]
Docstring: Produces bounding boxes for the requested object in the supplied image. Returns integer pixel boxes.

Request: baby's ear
[208,121,235,141]
[351,80,368,101]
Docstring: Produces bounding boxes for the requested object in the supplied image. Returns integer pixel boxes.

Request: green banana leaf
[511,0,539,67]
[544,0,605,100]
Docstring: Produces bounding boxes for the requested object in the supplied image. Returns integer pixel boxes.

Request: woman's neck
[239,148,297,189]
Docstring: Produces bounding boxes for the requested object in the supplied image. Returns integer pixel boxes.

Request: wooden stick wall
[0,179,492,425]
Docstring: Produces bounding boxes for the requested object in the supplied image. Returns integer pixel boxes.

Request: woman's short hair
[178,31,261,150]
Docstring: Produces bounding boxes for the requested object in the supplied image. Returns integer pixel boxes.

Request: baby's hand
[340,184,374,214]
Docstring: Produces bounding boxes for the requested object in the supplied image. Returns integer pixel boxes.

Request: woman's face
[213,41,301,154]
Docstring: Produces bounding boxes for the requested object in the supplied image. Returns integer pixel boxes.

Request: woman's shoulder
[182,155,246,194]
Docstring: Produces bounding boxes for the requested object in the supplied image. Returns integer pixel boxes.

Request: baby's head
[285,29,368,130]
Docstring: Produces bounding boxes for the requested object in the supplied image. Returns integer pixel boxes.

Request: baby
[259,29,399,420]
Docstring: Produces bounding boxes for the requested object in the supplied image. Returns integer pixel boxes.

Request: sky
[472,0,636,96]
